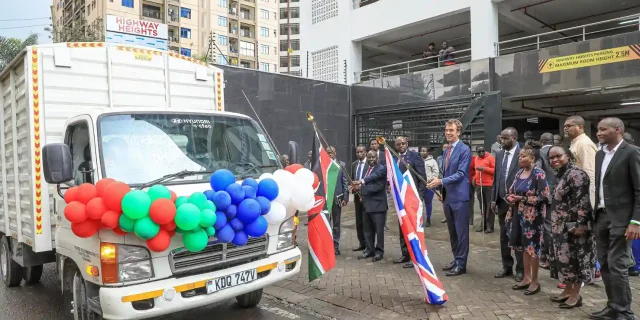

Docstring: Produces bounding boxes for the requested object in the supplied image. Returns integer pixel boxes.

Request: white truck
[0,43,301,319]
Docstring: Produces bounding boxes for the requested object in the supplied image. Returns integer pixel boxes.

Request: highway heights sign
[105,15,169,50]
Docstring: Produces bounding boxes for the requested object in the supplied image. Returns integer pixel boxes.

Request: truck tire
[0,236,22,287]
[22,265,43,285]
[68,270,103,320]
[236,288,263,308]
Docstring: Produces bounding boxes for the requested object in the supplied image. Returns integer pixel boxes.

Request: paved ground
[268,197,640,320]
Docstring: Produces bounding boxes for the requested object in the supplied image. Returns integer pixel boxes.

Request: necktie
[498,151,509,198]
[366,167,373,177]
[356,161,363,180]
[445,147,453,168]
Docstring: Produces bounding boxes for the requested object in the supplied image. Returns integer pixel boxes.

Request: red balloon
[86,197,108,220]
[103,182,131,212]
[101,210,120,229]
[149,198,176,225]
[160,220,176,231]
[312,172,320,191]
[96,178,116,198]
[147,230,171,252]
[285,164,304,174]
[64,187,79,204]
[71,219,100,238]
[169,190,177,202]
[76,183,98,204]
[64,201,87,223]
[112,226,127,236]
[167,230,176,237]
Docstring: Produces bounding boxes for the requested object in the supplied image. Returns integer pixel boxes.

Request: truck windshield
[98,113,280,185]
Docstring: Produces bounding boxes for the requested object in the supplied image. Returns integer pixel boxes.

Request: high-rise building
[51,0,280,71]
[278,0,301,77]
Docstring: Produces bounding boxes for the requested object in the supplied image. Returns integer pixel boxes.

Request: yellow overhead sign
[538,44,640,73]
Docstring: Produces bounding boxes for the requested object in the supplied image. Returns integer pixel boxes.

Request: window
[280,7,300,19]
[180,48,191,57]
[180,28,191,39]
[260,9,269,19]
[260,27,268,37]
[180,7,191,19]
[259,62,269,72]
[65,120,94,185]
[142,4,161,19]
[240,9,252,20]
[280,39,300,51]
[240,61,251,68]
[217,55,228,65]
[240,41,255,56]
[280,23,299,35]
[218,35,228,46]
[279,55,300,67]
[218,0,227,7]
[121,0,134,8]
[260,44,269,55]
[218,16,227,27]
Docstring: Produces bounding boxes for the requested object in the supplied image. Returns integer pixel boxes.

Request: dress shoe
[334,248,341,256]
[494,268,513,278]
[524,284,541,296]
[475,226,484,232]
[559,296,582,309]
[441,218,447,223]
[393,256,410,264]
[512,283,530,290]
[403,262,413,268]
[629,268,640,277]
[590,307,616,319]
[372,254,383,262]
[442,261,456,271]
[446,266,466,276]
[425,219,431,227]
[352,245,366,251]
[515,272,524,282]
[358,252,374,260]
[485,228,494,233]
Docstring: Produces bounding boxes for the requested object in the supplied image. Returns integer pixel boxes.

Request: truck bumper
[99,248,302,320]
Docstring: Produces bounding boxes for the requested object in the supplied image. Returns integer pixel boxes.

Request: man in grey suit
[591,118,640,320]
[491,127,524,283]
[326,146,349,256]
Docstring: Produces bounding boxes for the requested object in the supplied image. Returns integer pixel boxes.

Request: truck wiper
[134,170,215,190]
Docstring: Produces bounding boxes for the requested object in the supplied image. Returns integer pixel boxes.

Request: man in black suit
[591,117,640,320]
[326,146,349,256]
[391,136,427,268]
[354,150,388,262]
[491,127,524,283]
[351,145,368,252]
[369,138,386,165]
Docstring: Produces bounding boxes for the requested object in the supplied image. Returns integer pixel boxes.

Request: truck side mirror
[288,141,299,164]
[42,143,74,184]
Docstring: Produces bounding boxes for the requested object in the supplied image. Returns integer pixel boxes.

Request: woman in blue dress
[505,145,550,295]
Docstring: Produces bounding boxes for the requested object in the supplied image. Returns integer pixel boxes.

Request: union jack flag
[385,149,448,305]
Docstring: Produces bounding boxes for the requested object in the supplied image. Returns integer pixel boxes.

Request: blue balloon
[237,198,261,224]
[229,218,244,232]
[257,178,279,201]
[243,185,257,199]
[255,196,271,215]
[203,189,216,201]
[212,191,231,211]
[225,204,237,220]
[232,231,248,246]
[245,216,268,237]
[210,169,236,192]
[241,178,259,190]
[213,211,227,230]
[226,183,245,205]
[216,224,235,243]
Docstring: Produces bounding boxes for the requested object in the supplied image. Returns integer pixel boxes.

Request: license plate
[206,269,257,294]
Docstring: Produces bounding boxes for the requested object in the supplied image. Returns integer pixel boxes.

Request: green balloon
[175,227,185,234]
[119,214,136,233]
[205,226,216,237]
[134,217,159,240]
[175,196,189,207]
[121,190,152,220]
[174,203,201,231]
[202,200,216,211]
[183,229,209,252]
[188,192,208,210]
[147,185,171,202]
[199,209,217,228]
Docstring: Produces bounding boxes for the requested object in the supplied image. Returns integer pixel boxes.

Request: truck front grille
[169,236,269,275]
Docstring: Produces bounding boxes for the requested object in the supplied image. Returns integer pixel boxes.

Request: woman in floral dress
[506,145,549,295]
[547,145,595,309]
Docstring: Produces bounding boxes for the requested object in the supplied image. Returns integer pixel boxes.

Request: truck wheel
[236,288,263,308]
[23,265,43,285]
[0,236,22,287]
[70,270,102,320]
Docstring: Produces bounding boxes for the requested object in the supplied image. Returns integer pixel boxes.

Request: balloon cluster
[259,164,320,215]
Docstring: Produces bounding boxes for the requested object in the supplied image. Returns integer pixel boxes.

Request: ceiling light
[621,101,640,106]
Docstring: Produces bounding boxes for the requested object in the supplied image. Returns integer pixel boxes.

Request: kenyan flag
[315,132,340,212]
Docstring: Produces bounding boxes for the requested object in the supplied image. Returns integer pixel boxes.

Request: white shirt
[503,144,517,178]
[598,139,624,209]
[355,160,366,180]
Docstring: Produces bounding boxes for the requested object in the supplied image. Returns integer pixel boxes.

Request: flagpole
[376,136,442,199]
[306,112,355,184]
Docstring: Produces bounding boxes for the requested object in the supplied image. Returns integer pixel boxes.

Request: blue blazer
[441,142,471,203]
[361,163,388,213]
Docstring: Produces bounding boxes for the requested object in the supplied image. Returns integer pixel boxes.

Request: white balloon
[297,197,315,212]
[294,168,314,186]
[291,183,315,211]
[264,201,287,225]
[274,182,292,205]
[258,173,273,181]
[285,200,298,218]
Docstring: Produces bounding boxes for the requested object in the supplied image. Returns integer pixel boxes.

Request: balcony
[241,0,255,7]
[229,38,239,55]
[240,9,254,22]
[142,4,163,23]
[229,24,239,38]
[240,60,255,69]
[240,25,255,39]
[167,6,180,25]
[168,27,180,45]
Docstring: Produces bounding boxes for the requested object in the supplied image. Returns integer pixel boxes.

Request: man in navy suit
[428,119,471,276]
[326,146,349,256]
[391,136,427,268]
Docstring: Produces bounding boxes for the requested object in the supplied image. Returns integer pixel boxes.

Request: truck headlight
[277,216,296,251]
[100,243,154,284]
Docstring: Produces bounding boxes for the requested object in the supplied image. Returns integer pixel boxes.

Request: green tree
[46,19,103,43]
[0,34,38,72]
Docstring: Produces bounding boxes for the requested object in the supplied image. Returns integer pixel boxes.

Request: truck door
[64,116,97,186]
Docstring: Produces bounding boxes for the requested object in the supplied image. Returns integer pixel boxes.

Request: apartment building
[51,0,280,71]
[278,0,301,77]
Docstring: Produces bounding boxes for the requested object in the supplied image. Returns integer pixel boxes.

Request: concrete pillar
[470,0,499,60]
[348,41,362,85]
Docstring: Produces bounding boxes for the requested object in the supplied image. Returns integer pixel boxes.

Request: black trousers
[497,200,524,272]
[331,203,342,250]
[353,195,365,247]
[476,186,494,230]
[595,209,634,317]
[364,211,387,255]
